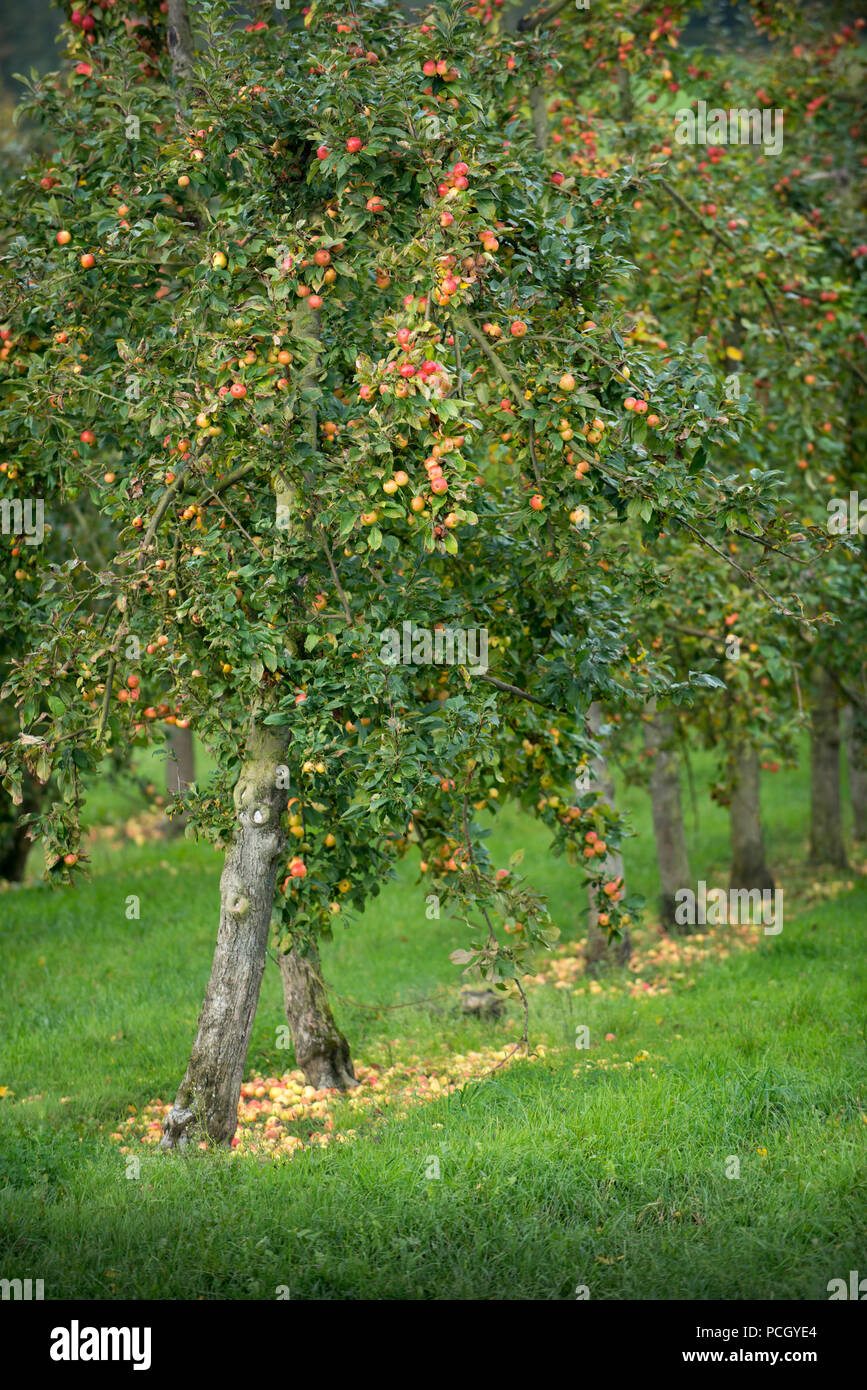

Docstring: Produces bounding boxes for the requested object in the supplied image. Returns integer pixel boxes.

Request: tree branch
[456,313,523,408]
[517,0,574,33]
[475,673,549,707]
[658,177,791,349]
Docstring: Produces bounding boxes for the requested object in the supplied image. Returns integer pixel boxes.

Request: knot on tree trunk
[161,1104,198,1150]
[233,758,282,830]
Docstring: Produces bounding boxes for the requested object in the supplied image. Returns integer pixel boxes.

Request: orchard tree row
[0,0,863,1146]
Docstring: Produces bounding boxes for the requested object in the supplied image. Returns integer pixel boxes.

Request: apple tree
[0,0,785,1146]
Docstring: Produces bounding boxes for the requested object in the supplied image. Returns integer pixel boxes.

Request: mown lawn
[0,744,865,1299]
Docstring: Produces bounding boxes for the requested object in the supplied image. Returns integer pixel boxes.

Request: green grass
[0,742,865,1299]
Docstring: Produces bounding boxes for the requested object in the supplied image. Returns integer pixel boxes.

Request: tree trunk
[809,668,848,867]
[729,742,774,892]
[279,940,357,1090]
[0,816,31,882]
[843,704,867,841]
[583,704,631,970]
[643,703,691,930]
[529,85,548,152]
[162,727,287,1149]
[0,778,41,883]
[166,0,194,86]
[165,725,196,836]
[617,64,634,123]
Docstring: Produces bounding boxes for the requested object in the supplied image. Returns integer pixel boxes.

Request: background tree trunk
[164,725,195,836]
[583,704,631,970]
[617,64,634,123]
[162,727,287,1149]
[729,742,774,892]
[643,703,691,930]
[0,815,32,882]
[809,668,848,867]
[843,704,867,841]
[0,778,39,883]
[279,940,357,1090]
[166,0,194,86]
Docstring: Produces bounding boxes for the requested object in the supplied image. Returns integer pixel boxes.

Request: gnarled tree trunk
[729,742,774,892]
[162,727,287,1149]
[809,668,847,868]
[643,702,691,930]
[843,704,867,841]
[279,940,357,1090]
[583,704,631,970]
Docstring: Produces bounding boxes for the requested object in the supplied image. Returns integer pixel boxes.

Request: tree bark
[162,727,287,1149]
[279,940,357,1090]
[844,704,867,840]
[729,742,774,892]
[165,724,195,836]
[166,0,194,87]
[809,667,848,867]
[583,704,631,970]
[643,703,691,930]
